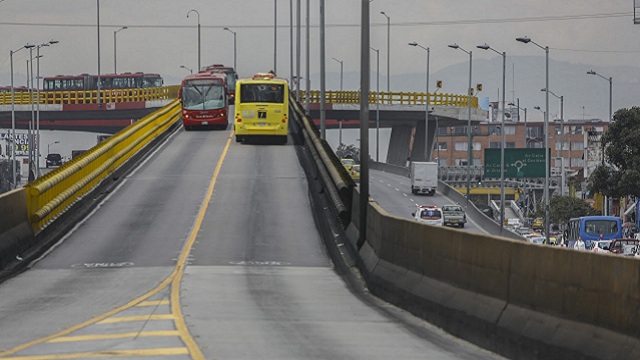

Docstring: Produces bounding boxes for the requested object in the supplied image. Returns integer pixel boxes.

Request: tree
[588,107,640,199]
[528,195,598,226]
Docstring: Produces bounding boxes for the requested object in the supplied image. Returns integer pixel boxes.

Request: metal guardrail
[295,90,480,108]
[25,100,181,233]
[0,85,180,105]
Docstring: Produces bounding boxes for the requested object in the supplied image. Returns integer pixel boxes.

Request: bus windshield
[182,80,226,110]
[240,84,284,103]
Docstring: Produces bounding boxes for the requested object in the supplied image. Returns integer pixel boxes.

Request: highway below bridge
[0,112,504,359]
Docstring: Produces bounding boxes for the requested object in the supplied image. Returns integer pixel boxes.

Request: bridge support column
[386,125,413,166]
[411,117,438,163]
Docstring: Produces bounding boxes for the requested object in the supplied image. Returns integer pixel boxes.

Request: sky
[1,0,639,121]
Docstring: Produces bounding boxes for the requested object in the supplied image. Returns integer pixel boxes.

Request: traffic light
[436,80,442,88]
[476,83,483,92]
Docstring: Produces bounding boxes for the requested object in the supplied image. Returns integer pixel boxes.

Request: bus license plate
[201,121,209,125]
[258,123,266,127]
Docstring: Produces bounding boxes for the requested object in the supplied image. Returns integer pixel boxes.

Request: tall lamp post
[408,41,430,162]
[47,141,60,155]
[508,99,527,147]
[10,43,36,188]
[477,43,506,234]
[370,47,380,162]
[223,27,237,72]
[448,43,473,205]
[331,57,343,91]
[517,35,550,244]
[541,88,564,197]
[35,40,58,176]
[187,9,201,72]
[180,65,193,74]
[380,11,390,95]
[587,69,612,215]
[113,26,127,74]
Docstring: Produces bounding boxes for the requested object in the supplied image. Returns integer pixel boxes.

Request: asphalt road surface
[0,120,504,359]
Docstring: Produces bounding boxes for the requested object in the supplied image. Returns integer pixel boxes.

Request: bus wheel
[280,136,288,144]
[235,135,242,143]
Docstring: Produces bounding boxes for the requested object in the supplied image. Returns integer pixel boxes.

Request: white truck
[410,161,438,196]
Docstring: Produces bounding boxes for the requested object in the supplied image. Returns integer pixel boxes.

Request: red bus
[179,72,229,130]
[203,64,238,102]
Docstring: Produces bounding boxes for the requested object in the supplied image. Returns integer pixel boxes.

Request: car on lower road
[441,204,466,228]
[412,205,444,227]
[45,153,63,168]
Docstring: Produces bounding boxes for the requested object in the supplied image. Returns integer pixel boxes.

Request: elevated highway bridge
[0,94,637,360]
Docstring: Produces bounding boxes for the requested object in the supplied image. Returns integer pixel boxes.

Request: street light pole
[478,43,506,234]
[35,40,58,176]
[370,47,380,162]
[448,43,473,206]
[359,0,371,249]
[223,27,237,72]
[408,41,430,162]
[587,69,613,215]
[180,65,193,74]
[517,36,550,244]
[48,141,59,155]
[331,57,343,91]
[274,0,278,74]
[380,11,390,95]
[319,0,326,140]
[114,26,127,74]
[10,44,35,188]
[97,0,102,107]
[187,9,201,72]
[542,88,565,197]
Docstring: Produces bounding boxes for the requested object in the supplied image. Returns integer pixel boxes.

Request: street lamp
[114,26,127,74]
[274,0,278,74]
[541,88,565,197]
[36,40,59,176]
[47,141,60,155]
[380,11,390,95]
[408,41,430,162]
[478,43,506,234]
[587,70,613,122]
[517,35,550,244]
[187,9,201,72]
[508,100,527,146]
[587,69,612,215]
[448,43,473,205]
[370,47,380,162]
[223,27,237,72]
[331,57,343,91]
[10,43,36,188]
[180,65,193,74]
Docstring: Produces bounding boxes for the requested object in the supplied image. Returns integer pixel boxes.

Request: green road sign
[484,148,549,179]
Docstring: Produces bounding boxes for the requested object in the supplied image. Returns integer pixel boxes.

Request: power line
[0,11,632,29]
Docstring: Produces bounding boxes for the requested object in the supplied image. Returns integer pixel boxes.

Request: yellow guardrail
[0,85,180,105]
[25,100,181,233]
[299,90,479,108]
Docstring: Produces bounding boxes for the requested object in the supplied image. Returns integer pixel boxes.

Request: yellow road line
[96,314,174,324]
[1,347,189,359]
[171,132,233,360]
[136,300,170,307]
[49,331,180,343]
[0,132,234,359]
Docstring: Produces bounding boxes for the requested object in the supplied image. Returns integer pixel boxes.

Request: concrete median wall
[0,188,34,277]
[347,187,640,360]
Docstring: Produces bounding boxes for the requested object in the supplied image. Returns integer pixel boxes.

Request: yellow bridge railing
[299,90,479,108]
[0,85,180,105]
[1,87,477,108]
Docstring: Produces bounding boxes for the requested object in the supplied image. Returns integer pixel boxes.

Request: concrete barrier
[0,188,34,277]
[346,187,640,360]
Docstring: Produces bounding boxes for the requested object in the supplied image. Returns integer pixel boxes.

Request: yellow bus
[234,73,289,144]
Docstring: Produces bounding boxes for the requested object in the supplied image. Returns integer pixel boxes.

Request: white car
[412,205,444,226]
[590,240,612,253]
[528,236,546,245]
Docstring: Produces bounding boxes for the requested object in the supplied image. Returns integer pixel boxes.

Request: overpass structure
[0,97,637,359]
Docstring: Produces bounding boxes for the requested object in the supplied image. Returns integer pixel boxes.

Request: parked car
[45,153,62,168]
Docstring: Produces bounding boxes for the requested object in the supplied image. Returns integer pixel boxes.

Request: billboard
[484,148,549,179]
